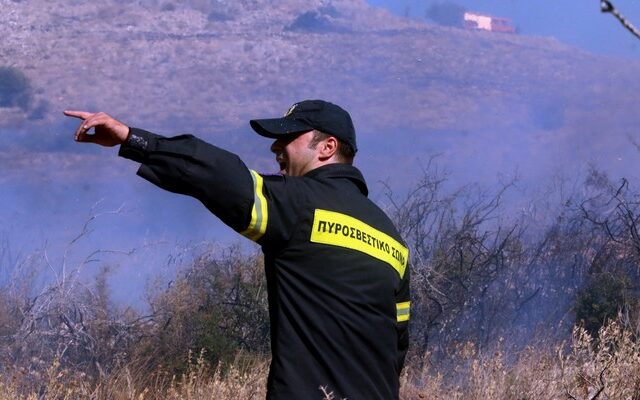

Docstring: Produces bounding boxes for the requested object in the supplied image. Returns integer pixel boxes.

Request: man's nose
[271,139,283,154]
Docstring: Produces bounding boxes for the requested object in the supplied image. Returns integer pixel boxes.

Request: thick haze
[369,0,640,58]
[1,0,639,306]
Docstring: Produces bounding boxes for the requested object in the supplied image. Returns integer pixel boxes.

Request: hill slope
[1,0,637,177]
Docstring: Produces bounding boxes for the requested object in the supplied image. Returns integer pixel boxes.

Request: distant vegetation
[426,1,466,27]
[286,5,346,33]
[0,65,48,120]
[0,66,32,111]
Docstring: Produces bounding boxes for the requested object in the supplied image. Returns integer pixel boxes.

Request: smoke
[1,0,640,326]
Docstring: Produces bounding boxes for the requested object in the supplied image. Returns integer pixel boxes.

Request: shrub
[0,66,32,110]
[426,2,466,27]
[141,247,270,374]
[574,273,629,337]
[285,7,345,33]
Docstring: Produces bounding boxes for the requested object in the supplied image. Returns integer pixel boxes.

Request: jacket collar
[304,163,369,196]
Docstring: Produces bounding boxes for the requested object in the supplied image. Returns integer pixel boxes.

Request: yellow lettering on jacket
[310,209,408,278]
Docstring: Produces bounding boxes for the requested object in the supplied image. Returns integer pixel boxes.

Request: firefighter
[64,100,410,399]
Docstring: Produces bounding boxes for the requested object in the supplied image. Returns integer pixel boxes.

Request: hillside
[1,0,639,261]
[1,0,638,186]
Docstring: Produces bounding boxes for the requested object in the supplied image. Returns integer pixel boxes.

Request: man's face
[270,131,319,176]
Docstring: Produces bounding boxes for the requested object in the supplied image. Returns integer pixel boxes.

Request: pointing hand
[64,110,130,147]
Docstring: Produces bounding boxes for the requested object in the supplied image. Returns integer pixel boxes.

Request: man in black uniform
[64,100,410,399]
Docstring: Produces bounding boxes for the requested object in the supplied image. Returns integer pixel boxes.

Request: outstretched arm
[64,110,259,234]
[63,110,300,245]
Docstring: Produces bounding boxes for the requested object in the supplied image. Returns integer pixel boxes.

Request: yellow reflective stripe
[241,170,268,241]
[397,301,410,322]
[310,209,409,278]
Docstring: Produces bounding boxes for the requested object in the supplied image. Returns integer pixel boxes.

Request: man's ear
[318,136,338,160]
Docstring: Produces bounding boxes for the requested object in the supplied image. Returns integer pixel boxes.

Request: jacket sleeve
[247,174,309,248]
[395,264,410,374]
[117,128,303,245]
[118,127,255,233]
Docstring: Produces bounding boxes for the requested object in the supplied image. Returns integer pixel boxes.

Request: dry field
[1,321,638,400]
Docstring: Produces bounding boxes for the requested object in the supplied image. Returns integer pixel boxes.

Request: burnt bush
[574,169,640,336]
[384,168,549,356]
[385,160,640,361]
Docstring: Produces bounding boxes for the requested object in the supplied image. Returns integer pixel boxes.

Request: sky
[367,0,640,59]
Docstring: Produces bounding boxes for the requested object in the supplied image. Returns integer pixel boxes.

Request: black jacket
[119,128,410,400]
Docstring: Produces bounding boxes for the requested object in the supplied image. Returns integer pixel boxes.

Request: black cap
[250,100,357,153]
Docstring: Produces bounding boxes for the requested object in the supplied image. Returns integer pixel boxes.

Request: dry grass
[1,321,638,399]
[0,351,269,400]
[401,321,640,399]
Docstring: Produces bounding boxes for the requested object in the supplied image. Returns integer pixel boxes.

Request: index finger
[63,110,93,120]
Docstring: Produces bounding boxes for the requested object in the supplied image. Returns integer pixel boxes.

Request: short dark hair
[308,130,355,164]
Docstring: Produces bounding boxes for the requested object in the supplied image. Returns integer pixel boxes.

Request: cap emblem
[284,103,299,117]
